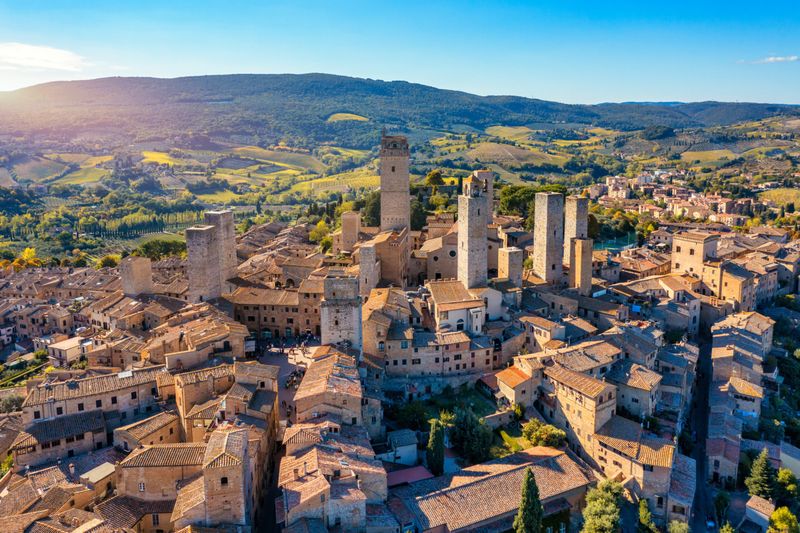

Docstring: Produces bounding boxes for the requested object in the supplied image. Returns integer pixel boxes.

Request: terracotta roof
[95,495,175,529]
[595,416,675,468]
[115,410,179,441]
[496,366,531,389]
[120,443,206,468]
[12,410,105,451]
[606,360,662,391]
[747,495,775,517]
[723,377,764,399]
[544,365,610,398]
[203,428,246,469]
[389,447,590,532]
[294,350,361,402]
[174,363,232,386]
[170,475,205,523]
[23,366,165,407]
[185,397,222,420]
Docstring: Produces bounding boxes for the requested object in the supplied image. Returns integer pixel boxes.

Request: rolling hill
[0,73,798,149]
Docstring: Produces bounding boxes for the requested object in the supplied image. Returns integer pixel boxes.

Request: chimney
[293,467,299,479]
[303,461,308,476]
[69,463,75,476]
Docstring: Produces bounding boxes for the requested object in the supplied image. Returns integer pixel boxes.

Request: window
[378,341,385,351]
[34,410,41,419]
[152,514,160,526]
[111,396,117,405]
[56,407,63,415]
[139,482,145,492]
[676,246,681,253]
[221,476,228,486]
[131,391,137,400]
[412,358,421,365]
[96,399,102,408]
[400,341,408,349]
[78,403,84,412]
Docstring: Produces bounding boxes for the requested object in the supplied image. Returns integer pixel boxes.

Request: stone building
[320,269,362,348]
[120,256,154,297]
[533,192,564,284]
[457,174,490,289]
[564,195,588,266]
[498,246,523,288]
[569,238,593,296]
[187,210,237,303]
[379,134,410,232]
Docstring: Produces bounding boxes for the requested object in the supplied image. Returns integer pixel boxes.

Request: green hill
[0,73,797,149]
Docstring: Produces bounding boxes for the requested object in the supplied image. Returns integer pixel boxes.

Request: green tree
[513,467,543,533]
[714,490,731,524]
[450,408,493,463]
[426,419,445,476]
[769,507,800,533]
[95,254,120,268]
[777,468,799,509]
[581,480,622,533]
[720,523,735,533]
[638,498,657,533]
[668,522,690,533]
[522,419,566,448]
[361,191,381,227]
[426,169,445,187]
[747,448,778,499]
[410,199,428,231]
[396,401,428,431]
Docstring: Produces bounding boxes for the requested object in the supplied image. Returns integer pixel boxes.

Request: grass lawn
[490,423,532,459]
[326,112,369,122]
[679,149,737,163]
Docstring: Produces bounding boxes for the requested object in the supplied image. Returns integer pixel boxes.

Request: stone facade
[457,175,489,289]
[120,256,153,296]
[187,210,237,303]
[498,246,523,288]
[570,238,594,296]
[564,195,588,266]
[380,135,410,232]
[320,270,362,348]
[533,192,564,284]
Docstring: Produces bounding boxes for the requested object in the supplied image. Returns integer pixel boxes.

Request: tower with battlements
[533,192,564,284]
[320,270,362,348]
[379,134,410,232]
[457,174,489,289]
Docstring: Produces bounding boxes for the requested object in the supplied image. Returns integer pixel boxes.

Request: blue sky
[0,0,798,103]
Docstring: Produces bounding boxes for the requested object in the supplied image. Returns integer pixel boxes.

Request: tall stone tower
[471,170,494,225]
[457,175,489,289]
[120,256,153,297]
[564,196,588,266]
[340,210,361,253]
[202,429,250,526]
[533,192,564,284]
[379,134,410,232]
[204,210,237,291]
[320,269,362,348]
[187,209,238,303]
[498,247,523,288]
[569,238,593,296]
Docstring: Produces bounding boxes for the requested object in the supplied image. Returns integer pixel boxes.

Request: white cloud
[0,42,89,72]
[753,55,798,64]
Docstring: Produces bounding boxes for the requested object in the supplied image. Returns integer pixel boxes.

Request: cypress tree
[513,467,543,533]
[638,498,657,532]
[747,448,778,500]
[426,419,445,476]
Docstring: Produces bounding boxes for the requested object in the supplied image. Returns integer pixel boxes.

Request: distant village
[0,133,799,532]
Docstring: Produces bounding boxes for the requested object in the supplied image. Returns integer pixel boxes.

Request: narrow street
[691,340,713,531]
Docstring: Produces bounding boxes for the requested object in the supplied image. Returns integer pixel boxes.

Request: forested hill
[0,73,797,148]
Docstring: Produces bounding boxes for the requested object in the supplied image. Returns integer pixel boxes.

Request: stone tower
[357,243,380,298]
[204,210,237,291]
[379,134,410,232]
[120,256,153,297]
[187,209,238,303]
[569,238,593,296]
[320,269,362,348]
[533,192,564,284]
[498,247,523,288]
[340,210,361,253]
[457,174,489,289]
[202,429,250,527]
[564,196,588,266]
[471,169,494,225]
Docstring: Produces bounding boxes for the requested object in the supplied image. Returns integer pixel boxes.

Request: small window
[56,407,63,416]
[78,403,84,412]
[96,399,102,408]
[131,391,137,399]
[221,476,228,486]
[111,396,117,405]
[139,482,145,492]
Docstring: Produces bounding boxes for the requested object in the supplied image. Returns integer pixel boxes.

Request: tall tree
[638,498,657,533]
[581,480,622,533]
[513,468,543,533]
[426,419,445,476]
[720,523,735,533]
[747,448,778,500]
[769,507,800,533]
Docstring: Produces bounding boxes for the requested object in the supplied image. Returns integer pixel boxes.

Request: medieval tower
[320,269,362,348]
[187,209,237,303]
[498,246,523,288]
[379,134,411,232]
[564,195,588,266]
[120,256,153,297]
[533,192,564,284]
[569,237,593,296]
[457,173,489,289]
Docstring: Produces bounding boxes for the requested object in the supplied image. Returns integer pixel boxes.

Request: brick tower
[457,174,489,289]
[564,196,588,266]
[533,192,564,284]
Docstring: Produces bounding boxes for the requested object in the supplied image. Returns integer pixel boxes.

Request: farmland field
[680,149,737,163]
[326,112,368,122]
[58,167,108,185]
[231,146,326,172]
[290,168,379,196]
[12,156,69,182]
[760,188,800,207]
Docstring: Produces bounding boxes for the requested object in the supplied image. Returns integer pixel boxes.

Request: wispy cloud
[0,42,89,72]
[745,55,799,64]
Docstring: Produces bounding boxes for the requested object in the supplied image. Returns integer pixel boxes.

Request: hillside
[0,73,797,149]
